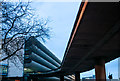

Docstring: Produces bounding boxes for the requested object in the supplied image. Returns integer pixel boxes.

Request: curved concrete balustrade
[29,37,61,64]
[38,77,71,81]
[64,76,73,81]
[30,52,58,70]
[37,77,60,81]
[24,61,51,72]
[25,37,74,80]
[30,45,60,67]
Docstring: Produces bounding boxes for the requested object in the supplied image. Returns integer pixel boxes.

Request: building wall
[0,38,24,78]
[7,49,24,77]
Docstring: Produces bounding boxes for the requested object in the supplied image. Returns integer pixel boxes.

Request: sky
[30,2,119,79]
[31,2,80,61]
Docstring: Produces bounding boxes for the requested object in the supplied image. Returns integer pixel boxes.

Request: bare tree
[1,1,51,65]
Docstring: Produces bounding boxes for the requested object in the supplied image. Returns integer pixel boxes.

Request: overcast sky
[31,2,119,79]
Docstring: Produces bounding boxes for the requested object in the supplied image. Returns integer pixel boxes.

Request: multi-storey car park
[1,1,120,81]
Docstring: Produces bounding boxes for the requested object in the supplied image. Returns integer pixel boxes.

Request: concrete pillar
[60,75,64,81]
[75,72,80,81]
[23,75,31,81]
[23,75,28,81]
[95,59,106,81]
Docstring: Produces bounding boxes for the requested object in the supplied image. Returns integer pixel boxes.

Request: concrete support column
[60,75,64,81]
[75,72,80,81]
[23,75,30,81]
[95,58,106,81]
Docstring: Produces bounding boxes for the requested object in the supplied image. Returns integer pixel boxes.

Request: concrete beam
[70,20,120,71]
